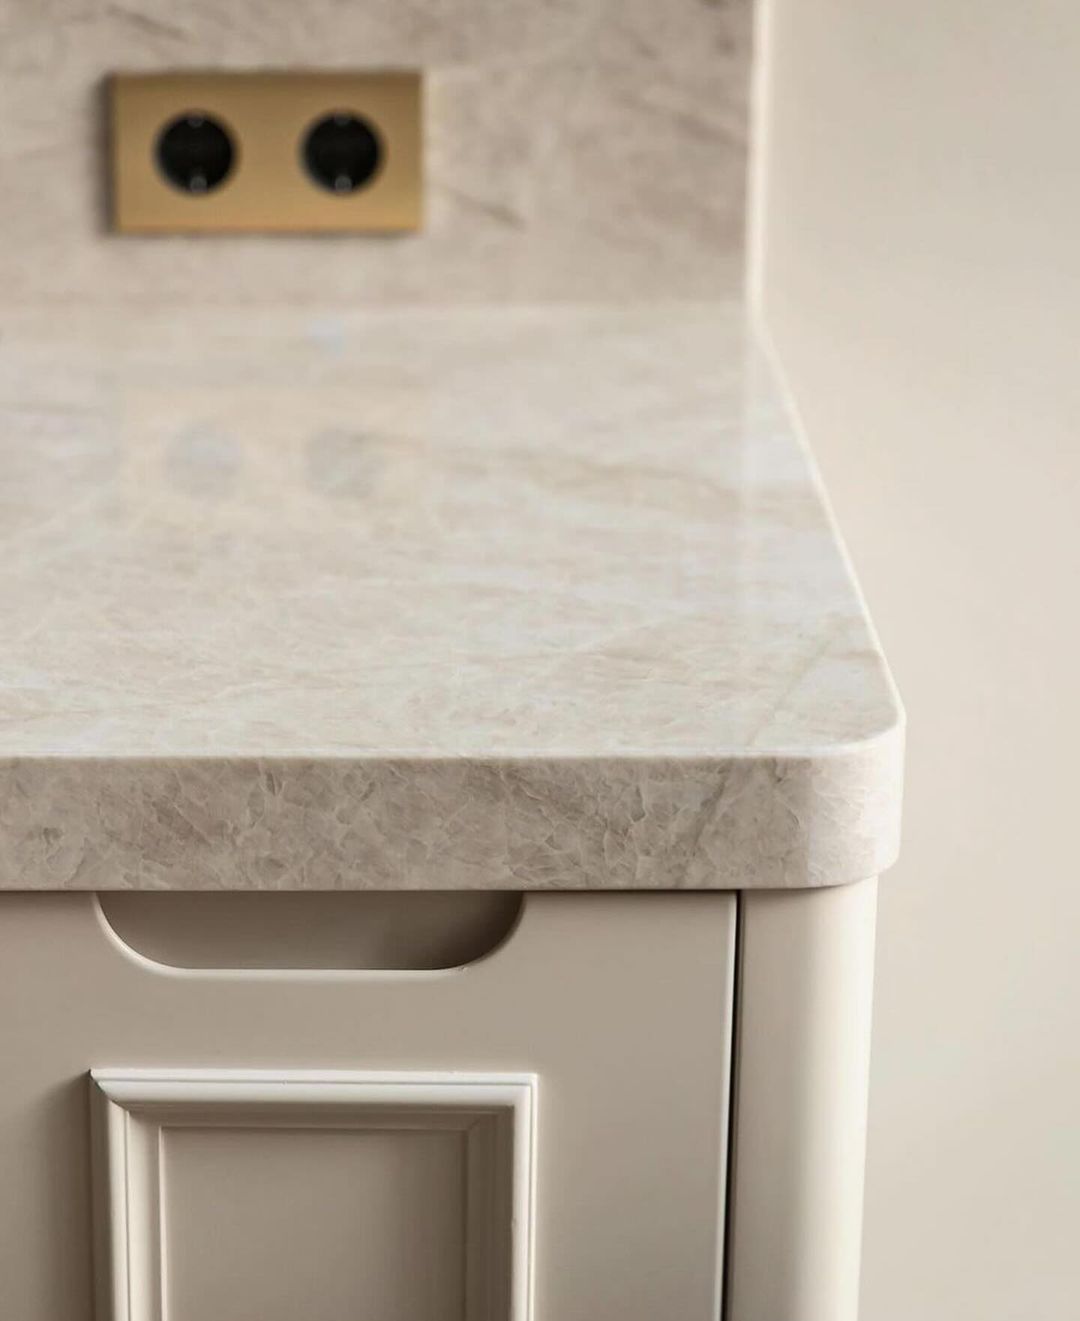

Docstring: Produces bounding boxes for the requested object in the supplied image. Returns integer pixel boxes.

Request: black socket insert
[155,112,235,194]
[302,112,382,194]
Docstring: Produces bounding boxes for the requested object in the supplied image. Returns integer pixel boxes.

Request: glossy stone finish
[0,303,903,890]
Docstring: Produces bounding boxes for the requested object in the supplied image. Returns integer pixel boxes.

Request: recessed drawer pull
[96,891,522,971]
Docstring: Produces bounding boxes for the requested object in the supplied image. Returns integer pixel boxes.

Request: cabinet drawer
[0,891,735,1321]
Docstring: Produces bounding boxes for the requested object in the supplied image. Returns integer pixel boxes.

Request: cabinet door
[0,891,735,1321]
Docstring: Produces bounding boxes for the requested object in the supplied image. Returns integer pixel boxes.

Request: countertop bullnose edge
[0,723,904,893]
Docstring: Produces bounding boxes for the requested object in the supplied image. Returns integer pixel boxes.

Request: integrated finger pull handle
[110,71,423,233]
[96,890,522,972]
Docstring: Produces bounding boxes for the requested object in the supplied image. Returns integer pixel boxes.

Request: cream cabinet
[0,882,879,1321]
[1,892,738,1321]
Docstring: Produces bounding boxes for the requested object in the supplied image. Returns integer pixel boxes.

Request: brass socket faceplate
[110,71,423,234]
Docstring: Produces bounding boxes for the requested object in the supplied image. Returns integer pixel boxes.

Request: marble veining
[0,303,903,890]
[0,0,751,305]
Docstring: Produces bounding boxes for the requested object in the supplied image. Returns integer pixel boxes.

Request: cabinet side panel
[726,878,877,1321]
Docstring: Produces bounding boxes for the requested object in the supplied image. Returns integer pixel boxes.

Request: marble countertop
[0,303,902,891]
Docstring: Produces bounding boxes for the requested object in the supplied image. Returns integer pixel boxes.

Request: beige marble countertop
[0,302,902,891]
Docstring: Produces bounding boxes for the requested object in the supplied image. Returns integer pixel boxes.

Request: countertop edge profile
[0,717,904,892]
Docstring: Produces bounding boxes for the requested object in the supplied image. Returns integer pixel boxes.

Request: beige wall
[756,1,1080,1317]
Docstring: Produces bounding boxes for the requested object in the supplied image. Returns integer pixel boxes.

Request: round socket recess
[155,112,236,194]
[302,112,382,194]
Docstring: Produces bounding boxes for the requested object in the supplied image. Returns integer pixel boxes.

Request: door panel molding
[90,1069,536,1321]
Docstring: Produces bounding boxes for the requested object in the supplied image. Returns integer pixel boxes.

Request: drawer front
[0,891,735,1321]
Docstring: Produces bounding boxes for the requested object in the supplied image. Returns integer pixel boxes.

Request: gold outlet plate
[110,71,423,234]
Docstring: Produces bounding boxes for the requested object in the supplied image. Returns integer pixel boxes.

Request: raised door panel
[91,1070,533,1321]
[163,1124,469,1321]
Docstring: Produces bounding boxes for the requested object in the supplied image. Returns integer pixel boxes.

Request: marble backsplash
[0,0,752,304]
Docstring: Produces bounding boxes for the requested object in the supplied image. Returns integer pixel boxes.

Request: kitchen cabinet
[0,304,902,1320]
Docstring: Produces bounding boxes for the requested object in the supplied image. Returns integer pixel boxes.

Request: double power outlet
[109,71,423,234]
